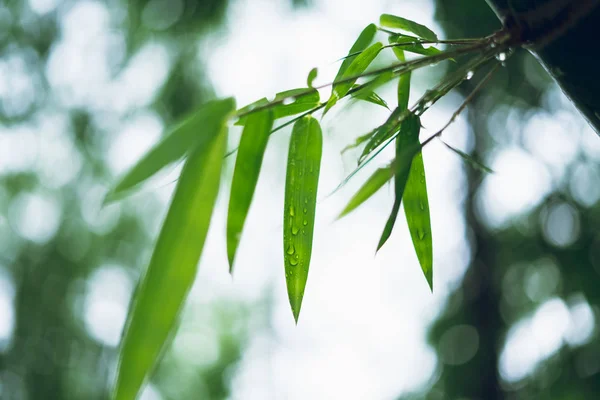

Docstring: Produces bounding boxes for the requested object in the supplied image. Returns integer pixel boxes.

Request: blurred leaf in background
[0,0,302,399]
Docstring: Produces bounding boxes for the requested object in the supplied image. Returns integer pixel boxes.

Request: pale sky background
[0,0,598,399]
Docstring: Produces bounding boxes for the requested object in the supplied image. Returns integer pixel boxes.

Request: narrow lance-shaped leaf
[377,58,412,251]
[388,35,443,57]
[227,110,275,272]
[358,47,412,164]
[404,149,433,290]
[307,68,318,88]
[333,42,384,100]
[105,97,235,203]
[113,127,228,400]
[338,165,393,219]
[441,140,494,173]
[284,116,323,323]
[335,23,378,82]
[380,14,439,42]
[350,84,389,109]
[377,113,421,250]
[325,42,384,114]
[236,88,320,125]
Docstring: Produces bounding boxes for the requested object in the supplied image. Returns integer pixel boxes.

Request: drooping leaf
[389,35,443,57]
[236,88,320,125]
[227,110,275,272]
[307,67,318,87]
[105,97,235,203]
[380,14,439,42]
[338,165,393,219]
[377,113,421,250]
[441,140,494,173]
[335,23,378,82]
[113,127,228,400]
[404,150,433,290]
[284,116,323,323]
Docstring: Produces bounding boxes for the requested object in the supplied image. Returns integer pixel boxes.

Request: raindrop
[303,220,308,226]
[418,230,426,240]
[424,101,433,109]
[295,254,299,259]
[304,198,308,204]
[466,70,474,80]
[282,97,295,105]
[286,244,295,255]
[289,206,295,216]
[291,226,300,235]
[496,52,507,61]
[419,202,425,211]
[290,258,299,266]
[303,208,307,214]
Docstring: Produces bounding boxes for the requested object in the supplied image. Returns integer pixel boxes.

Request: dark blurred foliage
[405,1,600,399]
[0,0,299,399]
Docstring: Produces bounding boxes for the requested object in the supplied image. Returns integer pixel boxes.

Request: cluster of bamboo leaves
[106,13,505,400]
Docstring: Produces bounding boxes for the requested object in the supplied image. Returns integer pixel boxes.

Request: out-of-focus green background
[0,0,598,399]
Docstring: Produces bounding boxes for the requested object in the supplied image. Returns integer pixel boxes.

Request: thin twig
[420,62,502,148]
[236,40,492,119]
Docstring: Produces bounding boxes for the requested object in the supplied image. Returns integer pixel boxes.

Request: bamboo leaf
[105,98,235,203]
[351,84,389,109]
[334,42,384,99]
[307,67,318,87]
[441,140,494,173]
[335,23,378,82]
[377,113,421,250]
[380,14,439,42]
[358,106,410,164]
[389,35,443,57]
[338,165,393,219]
[113,127,228,400]
[236,89,320,125]
[404,150,433,290]
[284,116,323,323]
[227,110,275,272]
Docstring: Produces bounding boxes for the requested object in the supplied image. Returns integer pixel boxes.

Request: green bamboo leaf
[357,48,411,164]
[404,150,433,290]
[236,88,320,125]
[338,165,393,219]
[351,84,389,109]
[380,14,439,42]
[377,113,421,250]
[284,116,323,323]
[326,42,384,114]
[113,127,228,400]
[358,107,411,164]
[227,110,275,272]
[105,97,235,203]
[307,67,318,88]
[335,23,378,82]
[376,66,414,250]
[441,140,494,173]
[334,42,384,99]
[389,35,443,57]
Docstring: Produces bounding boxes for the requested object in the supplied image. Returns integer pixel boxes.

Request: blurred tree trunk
[486,0,600,134]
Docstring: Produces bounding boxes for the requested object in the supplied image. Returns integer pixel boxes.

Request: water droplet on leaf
[466,70,474,80]
[286,244,295,255]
